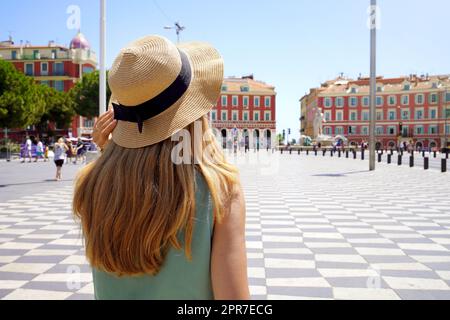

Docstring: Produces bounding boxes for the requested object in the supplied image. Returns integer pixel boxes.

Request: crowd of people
[21,136,48,163]
[19,136,95,163]
[18,136,98,181]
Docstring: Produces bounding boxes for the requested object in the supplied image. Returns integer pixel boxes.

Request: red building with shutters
[301,74,450,150]
[0,33,97,142]
[209,75,277,149]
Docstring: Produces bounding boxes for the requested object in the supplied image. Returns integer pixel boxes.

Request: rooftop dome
[70,32,90,50]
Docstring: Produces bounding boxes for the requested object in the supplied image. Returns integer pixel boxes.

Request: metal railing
[13,52,72,61]
[23,71,68,77]
[20,54,36,60]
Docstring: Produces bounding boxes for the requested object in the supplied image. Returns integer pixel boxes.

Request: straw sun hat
[108,35,224,148]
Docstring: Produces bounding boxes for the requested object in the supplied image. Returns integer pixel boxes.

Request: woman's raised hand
[93,109,117,149]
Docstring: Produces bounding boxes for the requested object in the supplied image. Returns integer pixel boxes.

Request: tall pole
[369,0,377,171]
[445,86,449,148]
[99,0,107,115]
[4,127,10,162]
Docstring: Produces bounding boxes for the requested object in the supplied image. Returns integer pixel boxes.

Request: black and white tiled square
[231,153,450,300]
[0,189,92,300]
[1,152,450,300]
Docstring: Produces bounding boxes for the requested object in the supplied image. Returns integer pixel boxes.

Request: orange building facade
[210,75,277,149]
[301,75,450,150]
[0,33,97,142]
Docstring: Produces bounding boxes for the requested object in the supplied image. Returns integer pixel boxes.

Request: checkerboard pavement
[1,152,450,300]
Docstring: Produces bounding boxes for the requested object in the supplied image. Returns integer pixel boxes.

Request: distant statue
[313,109,326,138]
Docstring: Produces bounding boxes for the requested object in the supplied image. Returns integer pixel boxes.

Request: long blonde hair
[73,116,238,276]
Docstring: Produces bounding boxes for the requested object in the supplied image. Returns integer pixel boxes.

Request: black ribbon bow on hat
[112,49,192,134]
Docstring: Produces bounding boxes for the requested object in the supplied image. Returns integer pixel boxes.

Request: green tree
[71,71,111,118]
[0,60,45,129]
[35,85,76,135]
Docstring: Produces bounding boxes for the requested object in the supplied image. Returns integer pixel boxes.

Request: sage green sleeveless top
[92,173,214,300]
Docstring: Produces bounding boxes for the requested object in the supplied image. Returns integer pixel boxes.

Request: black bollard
[361,150,365,161]
[422,151,425,158]
[290,149,292,155]
[307,150,309,156]
[409,156,414,168]
[434,151,437,158]
[323,150,326,157]
[330,150,334,157]
[353,151,357,159]
[424,157,429,170]
[387,154,392,164]
[298,149,301,155]
[346,150,349,158]
[315,150,317,156]
[378,153,382,163]
[398,154,402,166]
[442,159,447,173]
[281,148,283,154]
[338,150,341,158]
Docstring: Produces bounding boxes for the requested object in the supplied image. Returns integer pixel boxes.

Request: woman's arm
[211,182,250,300]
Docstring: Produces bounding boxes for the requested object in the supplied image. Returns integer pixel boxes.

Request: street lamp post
[445,87,449,149]
[369,0,377,171]
[99,0,107,115]
[164,22,186,44]
[445,114,448,149]
[397,105,402,150]
[3,127,10,162]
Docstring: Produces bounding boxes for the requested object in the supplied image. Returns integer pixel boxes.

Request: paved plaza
[0,152,449,300]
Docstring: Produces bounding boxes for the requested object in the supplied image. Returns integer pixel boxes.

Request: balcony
[20,54,36,60]
[52,71,66,77]
[32,70,69,77]
[15,51,72,61]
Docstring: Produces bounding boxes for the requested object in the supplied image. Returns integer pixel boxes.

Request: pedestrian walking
[75,138,87,164]
[53,138,68,181]
[244,135,249,153]
[66,141,76,164]
[21,136,33,163]
[73,35,249,300]
[34,138,45,162]
[44,144,49,162]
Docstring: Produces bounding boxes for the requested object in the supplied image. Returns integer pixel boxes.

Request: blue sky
[2,0,450,138]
